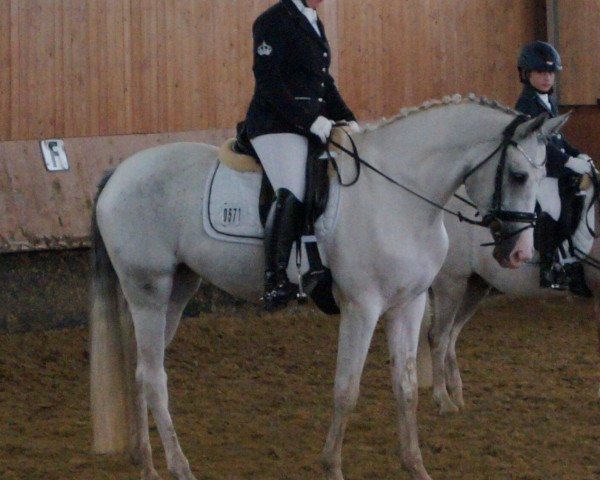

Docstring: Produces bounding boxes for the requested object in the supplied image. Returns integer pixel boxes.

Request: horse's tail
[89,171,136,454]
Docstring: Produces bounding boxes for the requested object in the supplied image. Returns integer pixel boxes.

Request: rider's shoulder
[255,2,290,26]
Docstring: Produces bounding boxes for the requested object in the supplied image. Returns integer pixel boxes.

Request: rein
[327,116,540,245]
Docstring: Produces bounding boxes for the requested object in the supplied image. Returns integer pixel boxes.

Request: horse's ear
[513,113,547,139]
[539,112,571,138]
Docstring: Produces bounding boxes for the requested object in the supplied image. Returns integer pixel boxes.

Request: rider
[243,0,358,311]
[516,40,593,297]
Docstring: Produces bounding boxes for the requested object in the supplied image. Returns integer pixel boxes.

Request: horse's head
[463,112,570,269]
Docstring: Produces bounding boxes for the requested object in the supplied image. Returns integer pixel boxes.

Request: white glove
[310,116,334,143]
[346,120,360,133]
[565,156,592,174]
[578,153,592,162]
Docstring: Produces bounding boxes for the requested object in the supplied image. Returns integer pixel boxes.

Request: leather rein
[326,115,544,246]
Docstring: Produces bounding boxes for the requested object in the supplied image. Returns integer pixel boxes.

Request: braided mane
[364,93,521,131]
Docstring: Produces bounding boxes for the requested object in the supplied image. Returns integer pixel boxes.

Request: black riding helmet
[518,41,562,84]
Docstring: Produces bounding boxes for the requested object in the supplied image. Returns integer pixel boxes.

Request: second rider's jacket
[515,84,580,178]
[244,0,356,140]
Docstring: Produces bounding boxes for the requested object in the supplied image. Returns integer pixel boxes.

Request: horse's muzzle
[492,225,534,268]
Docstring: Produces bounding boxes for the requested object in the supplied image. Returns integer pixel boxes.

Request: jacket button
[322,67,326,72]
[318,98,323,102]
[556,134,562,139]
[560,148,566,153]
[323,52,328,57]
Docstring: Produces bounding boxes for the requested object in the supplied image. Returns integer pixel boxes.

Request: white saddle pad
[202,161,341,248]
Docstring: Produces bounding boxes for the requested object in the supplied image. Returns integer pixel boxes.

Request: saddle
[217,122,352,315]
[218,122,350,225]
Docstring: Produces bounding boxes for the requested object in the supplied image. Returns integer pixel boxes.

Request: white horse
[89,95,567,480]
[424,186,599,414]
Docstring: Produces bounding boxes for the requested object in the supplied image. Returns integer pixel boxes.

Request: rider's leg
[251,133,308,310]
[536,177,566,289]
[558,174,593,297]
[535,212,565,289]
[263,188,303,310]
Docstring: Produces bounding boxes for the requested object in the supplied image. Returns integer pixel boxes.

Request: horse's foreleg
[444,275,490,408]
[385,293,431,480]
[429,276,469,414]
[321,300,380,480]
[125,275,197,480]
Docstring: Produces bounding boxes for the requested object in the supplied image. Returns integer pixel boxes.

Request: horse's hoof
[321,457,344,480]
[141,468,162,480]
[439,401,459,414]
[168,462,197,480]
[450,393,465,409]
[434,393,459,414]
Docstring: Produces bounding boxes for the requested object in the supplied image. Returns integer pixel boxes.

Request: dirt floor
[1,252,600,479]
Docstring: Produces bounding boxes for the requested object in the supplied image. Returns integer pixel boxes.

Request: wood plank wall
[1,0,543,142]
[553,0,600,105]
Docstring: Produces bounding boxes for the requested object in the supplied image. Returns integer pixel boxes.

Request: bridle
[461,114,545,245]
[327,115,545,246]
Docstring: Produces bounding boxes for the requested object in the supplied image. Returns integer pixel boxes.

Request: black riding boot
[263,188,303,312]
[535,212,567,290]
[539,252,560,288]
[564,262,593,298]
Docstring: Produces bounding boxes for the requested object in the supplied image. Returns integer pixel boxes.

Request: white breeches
[251,133,308,201]
[537,177,561,221]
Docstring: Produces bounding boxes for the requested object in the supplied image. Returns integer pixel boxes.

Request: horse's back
[111,142,217,186]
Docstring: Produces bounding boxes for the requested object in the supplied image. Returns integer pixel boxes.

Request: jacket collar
[523,84,556,116]
[282,0,329,50]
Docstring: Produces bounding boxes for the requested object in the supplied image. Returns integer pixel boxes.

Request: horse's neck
[358,106,502,211]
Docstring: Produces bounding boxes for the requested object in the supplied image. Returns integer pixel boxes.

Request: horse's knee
[136,366,167,401]
[333,378,360,413]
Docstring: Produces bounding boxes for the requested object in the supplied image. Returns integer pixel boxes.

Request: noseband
[462,114,544,245]
[327,115,544,246]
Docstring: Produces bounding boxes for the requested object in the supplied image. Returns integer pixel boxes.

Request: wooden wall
[10,0,600,252]
[551,0,600,106]
[1,0,543,143]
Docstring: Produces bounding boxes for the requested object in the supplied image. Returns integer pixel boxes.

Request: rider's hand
[310,116,334,143]
[345,120,360,133]
[566,156,592,175]
[578,153,599,176]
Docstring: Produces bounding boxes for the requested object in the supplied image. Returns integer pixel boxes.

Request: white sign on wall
[40,139,69,172]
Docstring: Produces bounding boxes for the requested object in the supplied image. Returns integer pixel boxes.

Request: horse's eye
[509,171,528,185]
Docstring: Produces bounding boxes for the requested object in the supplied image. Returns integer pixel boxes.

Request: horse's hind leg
[384,293,431,480]
[165,264,201,346]
[444,274,490,408]
[429,275,469,414]
[122,273,197,480]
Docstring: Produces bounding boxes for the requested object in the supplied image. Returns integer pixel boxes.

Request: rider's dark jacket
[244,0,355,139]
[515,84,580,178]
